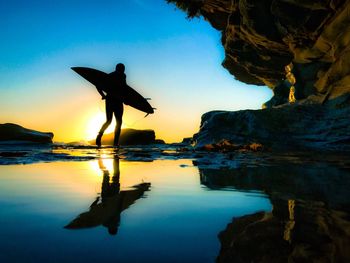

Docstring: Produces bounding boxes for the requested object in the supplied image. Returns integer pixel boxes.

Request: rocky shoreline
[0,123,54,143]
[1,141,349,168]
[193,94,350,151]
[168,0,350,152]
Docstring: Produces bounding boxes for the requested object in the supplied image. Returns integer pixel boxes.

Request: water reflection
[65,156,151,235]
[199,164,350,262]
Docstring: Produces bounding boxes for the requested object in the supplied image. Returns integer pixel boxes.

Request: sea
[0,142,349,262]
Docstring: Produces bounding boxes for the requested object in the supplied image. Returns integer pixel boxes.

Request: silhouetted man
[96,63,126,147]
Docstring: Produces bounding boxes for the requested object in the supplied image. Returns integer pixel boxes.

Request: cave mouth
[167,0,350,109]
[168,0,350,151]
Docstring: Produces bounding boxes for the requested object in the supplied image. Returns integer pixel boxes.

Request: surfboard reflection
[64,157,151,235]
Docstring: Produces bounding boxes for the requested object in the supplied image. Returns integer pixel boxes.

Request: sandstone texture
[168,0,350,151]
[0,123,54,143]
[168,0,350,98]
[194,94,350,151]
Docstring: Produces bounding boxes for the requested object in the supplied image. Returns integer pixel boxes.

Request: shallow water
[0,156,270,262]
[0,148,349,262]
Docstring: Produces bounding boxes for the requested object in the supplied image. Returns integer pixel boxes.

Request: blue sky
[0,0,272,142]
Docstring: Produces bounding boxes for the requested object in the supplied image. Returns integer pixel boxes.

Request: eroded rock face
[193,94,350,151]
[167,0,350,104]
[0,123,54,143]
[168,0,350,150]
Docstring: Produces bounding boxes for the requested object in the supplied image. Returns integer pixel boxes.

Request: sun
[85,112,116,140]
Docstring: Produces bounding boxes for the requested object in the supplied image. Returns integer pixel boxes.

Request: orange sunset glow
[1,0,349,262]
[0,0,272,144]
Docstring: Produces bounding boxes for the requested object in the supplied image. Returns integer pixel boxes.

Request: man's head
[115,63,125,73]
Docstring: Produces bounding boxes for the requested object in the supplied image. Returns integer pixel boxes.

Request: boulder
[181,137,193,145]
[91,128,157,146]
[0,123,54,143]
[154,139,166,144]
[193,95,350,151]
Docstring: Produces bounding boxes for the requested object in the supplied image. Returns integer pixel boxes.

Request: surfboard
[72,67,154,114]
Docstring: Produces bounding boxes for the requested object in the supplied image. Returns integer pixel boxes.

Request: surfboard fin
[144,113,150,118]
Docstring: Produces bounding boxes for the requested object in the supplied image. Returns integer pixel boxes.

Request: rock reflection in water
[199,163,350,262]
[65,157,151,235]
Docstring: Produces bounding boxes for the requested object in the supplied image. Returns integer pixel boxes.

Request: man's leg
[96,101,113,147]
[113,104,123,147]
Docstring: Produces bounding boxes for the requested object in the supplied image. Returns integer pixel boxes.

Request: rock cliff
[0,123,53,143]
[194,98,350,151]
[167,0,350,151]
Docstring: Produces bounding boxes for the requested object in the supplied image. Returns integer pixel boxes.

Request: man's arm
[96,87,106,100]
[122,73,127,86]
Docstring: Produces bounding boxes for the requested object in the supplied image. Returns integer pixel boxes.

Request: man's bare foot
[96,133,102,147]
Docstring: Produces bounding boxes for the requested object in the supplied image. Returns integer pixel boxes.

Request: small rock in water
[0,151,28,157]
[199,139,264,153]
[244,143,264,152]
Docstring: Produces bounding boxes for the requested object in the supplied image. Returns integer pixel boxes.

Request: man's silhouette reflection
[65,157,151,235]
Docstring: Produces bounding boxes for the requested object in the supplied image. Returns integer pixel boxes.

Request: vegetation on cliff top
[166,0,202,18]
